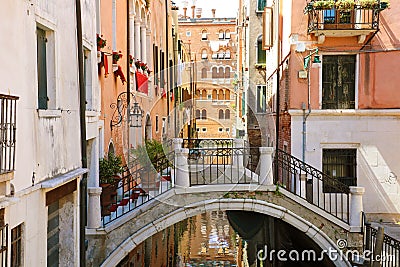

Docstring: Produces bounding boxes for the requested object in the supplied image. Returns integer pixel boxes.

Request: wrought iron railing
[182,138,233,149]
[0,94,18,174]
[101,151,176,225]
[306,5,381,33]
[188,147,259,186]
[0,224,7,267]
[274,149,350,223]
[364,222,400,267]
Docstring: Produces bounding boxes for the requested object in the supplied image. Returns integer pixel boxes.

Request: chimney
[183,7,187,18]
[191,5,195,18]
[195,8,202,18]
[211,9,216,18]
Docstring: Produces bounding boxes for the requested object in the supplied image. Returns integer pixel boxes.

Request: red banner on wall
[136,72,148,95]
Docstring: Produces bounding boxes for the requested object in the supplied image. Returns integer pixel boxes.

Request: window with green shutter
[37,27,48,109]
[257,0,266,12]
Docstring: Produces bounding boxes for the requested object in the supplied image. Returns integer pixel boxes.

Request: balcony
[0,94,18,195]
[305,1,387,43]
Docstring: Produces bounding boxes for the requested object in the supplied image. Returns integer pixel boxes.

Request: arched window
[218,49,225,60]
[201,30,208,40]
[225,49,231,59]
[225,109,230,120]
[218,29,224,40]
[212,89,218,100]
[201,68,207,79]
[201,49,208,59]
[202,89,207,99]
[219,109,224,120]
[195,90,200,98]
[196,109,200,119]
[218,67,224,79]
[218,89,224,100]
[225,90,230,100]
[257,35,266,64]
[202,110,207,120]
[212,67,218,79]
[225,30,231,39]
[225,67,231,78]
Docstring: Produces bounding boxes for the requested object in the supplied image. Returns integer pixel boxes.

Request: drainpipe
[302,66,312,162]
[166,0,170,126]
[75,0,87,265]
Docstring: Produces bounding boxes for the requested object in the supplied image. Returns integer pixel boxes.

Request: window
[202,90,207,99]
[226,128,230,132]
[257,85,267,113]
[218,67,224,79]
[11,224,23,267]
[186,31,191,37]
[257,0,266,12]
[155,115,159,132]
[225,67,231,79]
[218,50,225,59]
[322,55,356,109]
[225,50,231,59]
[218,128,223,132]
[84,49,93,110]
[162,118,166,135]
[201,68,207,79]
[202,128,207,132]
[201,110,207,120]
[218,89,224,100]
[212,54,218,59]
[201,30,208,40]
[201,49,208,60]
[225,109,230,120]
[37,27,56,110]
[225,90,230,100]
[219,109,224,120]
[196,128,200,132]
[47,201,60,266]
[257,35,266,64]
[323,149,357,192]
[212,68,218,79]
[218,30,224,40]
[225,30,231,39]
[212,89,218,99]
[196,109,201,119]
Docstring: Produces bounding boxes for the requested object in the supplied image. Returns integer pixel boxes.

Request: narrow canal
[117,211,336,267]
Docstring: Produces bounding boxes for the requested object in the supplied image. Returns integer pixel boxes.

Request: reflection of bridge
[86,139,400,267]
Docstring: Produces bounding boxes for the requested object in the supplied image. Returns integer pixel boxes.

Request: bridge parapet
[86,184,362,267]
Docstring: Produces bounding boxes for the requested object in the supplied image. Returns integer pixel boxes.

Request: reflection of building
[178,6,242,138]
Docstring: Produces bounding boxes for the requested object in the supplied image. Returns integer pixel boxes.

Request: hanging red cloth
[103,52,109,78]
[136,72,148,94]
[114,65,126,84]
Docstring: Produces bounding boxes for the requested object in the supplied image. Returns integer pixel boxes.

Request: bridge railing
[101,151,176,225]
[364,221,400,267]
[182,138,234,149]
[188,147,259,186]
[274,149,350,223]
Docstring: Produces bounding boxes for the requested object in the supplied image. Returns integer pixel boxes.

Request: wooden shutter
[37,28,48,109]
[322,55,355,109]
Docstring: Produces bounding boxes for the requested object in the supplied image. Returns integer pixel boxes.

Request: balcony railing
[0,94,18,175]
[306,4,382,34]
[0,224,7,267]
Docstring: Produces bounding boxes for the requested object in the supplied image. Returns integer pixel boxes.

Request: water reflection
[117,210,335,267]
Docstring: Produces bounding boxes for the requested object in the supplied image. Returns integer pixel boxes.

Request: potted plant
[97,34,107,51]
[112,51,123,64]
[99,153,124,216]
[99,153,124,185]
[358,0,378,9]
[335,0,355,10]
[313,0,335,9]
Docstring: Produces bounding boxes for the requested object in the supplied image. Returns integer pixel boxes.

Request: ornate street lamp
[110,92,143,130]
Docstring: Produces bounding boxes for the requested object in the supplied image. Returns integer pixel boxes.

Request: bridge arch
[101,197,351,267]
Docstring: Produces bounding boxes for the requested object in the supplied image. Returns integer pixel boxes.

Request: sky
[174,0,239,18]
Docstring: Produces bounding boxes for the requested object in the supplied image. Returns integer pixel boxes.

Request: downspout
[302,65,312,162]
[165,0,170,125]
[126,0,130,164]
[75,0,87,265]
